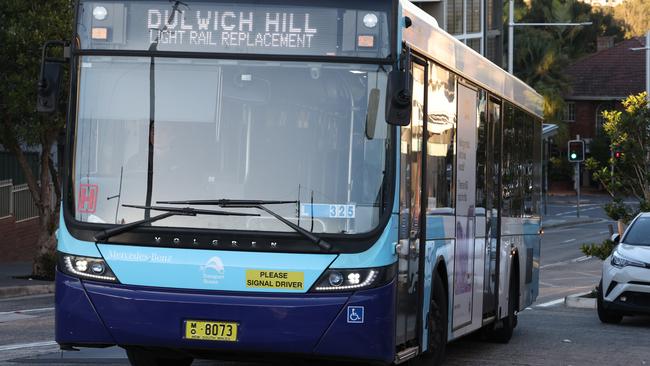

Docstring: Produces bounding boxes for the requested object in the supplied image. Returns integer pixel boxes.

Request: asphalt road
[2,296,649,366]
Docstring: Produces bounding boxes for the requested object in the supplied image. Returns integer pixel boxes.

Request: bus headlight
[58,252,118,283]
[311,264,395,292]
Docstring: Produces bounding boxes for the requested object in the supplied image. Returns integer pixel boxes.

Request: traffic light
[612,143,623,159]
[567,140,585,163]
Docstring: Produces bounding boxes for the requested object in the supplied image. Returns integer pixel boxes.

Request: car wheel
[597,280,623,324]
[125,347,193,366]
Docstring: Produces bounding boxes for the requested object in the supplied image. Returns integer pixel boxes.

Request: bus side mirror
[37,62,63,113]
[385,69,412,126]
[37,40,69,113]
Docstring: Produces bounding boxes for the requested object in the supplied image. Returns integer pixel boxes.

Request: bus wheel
[425,274,448,365]
[125,347,193,366]
[491,270,517,343]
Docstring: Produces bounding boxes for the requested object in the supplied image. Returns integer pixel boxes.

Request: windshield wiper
[157,199,332,251]
[94,204,259,242]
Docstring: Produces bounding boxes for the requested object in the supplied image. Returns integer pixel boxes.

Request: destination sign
[78,1,391,58]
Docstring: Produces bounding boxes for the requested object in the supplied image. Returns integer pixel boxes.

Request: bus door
[452,83,478,330]
[396,60,426,346]
[482,97,502,319]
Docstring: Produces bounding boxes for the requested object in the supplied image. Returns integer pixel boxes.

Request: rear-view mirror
[37,40,69,113]
[610,233,620,244]
[385,69,412,126]
[37,62,63,113]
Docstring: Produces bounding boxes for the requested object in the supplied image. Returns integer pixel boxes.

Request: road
[2,196,648,365]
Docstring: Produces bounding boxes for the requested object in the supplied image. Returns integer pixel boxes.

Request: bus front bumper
[55,270,396,364]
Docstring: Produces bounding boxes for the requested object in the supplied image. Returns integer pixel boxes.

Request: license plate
[184,320,238,342]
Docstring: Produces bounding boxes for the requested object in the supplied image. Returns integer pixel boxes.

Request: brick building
[564,36,647,155]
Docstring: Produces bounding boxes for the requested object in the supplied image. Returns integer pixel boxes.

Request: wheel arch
[433,255,449,300]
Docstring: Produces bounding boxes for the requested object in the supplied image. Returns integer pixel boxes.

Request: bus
[44,0,543,364]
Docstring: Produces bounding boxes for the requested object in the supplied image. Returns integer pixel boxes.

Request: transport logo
[201,256,225,285]
[78,184,98,213]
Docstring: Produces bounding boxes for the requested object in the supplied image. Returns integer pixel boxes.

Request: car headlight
[58,252,119,283]
[310,264,395,292]
[611,251,645,269]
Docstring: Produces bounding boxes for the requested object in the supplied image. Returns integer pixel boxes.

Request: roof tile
[566,37,646,98]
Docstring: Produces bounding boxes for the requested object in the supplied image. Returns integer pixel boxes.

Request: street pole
[508,0,514,74]
[576,134,581,218]
[576,162,580,218]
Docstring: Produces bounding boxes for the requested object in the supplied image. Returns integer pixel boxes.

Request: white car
[598,213,650,324]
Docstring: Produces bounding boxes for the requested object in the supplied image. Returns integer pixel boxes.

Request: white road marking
[572,256,592,263]
[540,255,595,269]
[535,298,565,308]
[561,239,576,243]
[0,313,35,323]
[539,281,559,288]
[0,307,54,316]
[0,340,57,352]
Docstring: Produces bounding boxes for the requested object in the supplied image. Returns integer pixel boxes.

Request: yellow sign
[184,320,238,342]
[245,269,304,290]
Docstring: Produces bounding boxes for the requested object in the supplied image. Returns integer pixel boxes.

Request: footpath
[0,262,55,299]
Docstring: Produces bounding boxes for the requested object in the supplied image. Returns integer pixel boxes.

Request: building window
[466,0,481,33]
[564,102,575,122]
[595,103,614,134]
[467,38,481,53]
[447,0,464,35]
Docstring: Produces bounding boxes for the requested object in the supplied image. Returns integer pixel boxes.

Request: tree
[613,0,650,38]
[0,1,73,277]
[511,0,625,124]
[586,92,650,201]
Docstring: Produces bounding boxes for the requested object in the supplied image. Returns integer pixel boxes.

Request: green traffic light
[570,153,577,159]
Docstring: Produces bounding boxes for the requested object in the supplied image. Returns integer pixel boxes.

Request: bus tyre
[492,270,517,343]
[597,280,623,324]
[125,347,193,366]
[425,274,448,365]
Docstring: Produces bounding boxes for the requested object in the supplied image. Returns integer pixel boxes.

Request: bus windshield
[73,56,391,235]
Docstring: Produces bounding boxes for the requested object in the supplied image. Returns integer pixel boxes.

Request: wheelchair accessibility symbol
[347,306,364,324]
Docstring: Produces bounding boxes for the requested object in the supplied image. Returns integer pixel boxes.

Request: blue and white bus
[50,0,543,364]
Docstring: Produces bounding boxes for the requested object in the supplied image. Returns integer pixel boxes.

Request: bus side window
[425,62,456,220]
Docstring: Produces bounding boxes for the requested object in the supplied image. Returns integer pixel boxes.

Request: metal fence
[0,180,12,219]
[0,180,55,222]
[12,183,39,222]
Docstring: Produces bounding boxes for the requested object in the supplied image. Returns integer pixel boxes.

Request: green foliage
[511,0,625,124]
[581,239,615,260]
[586,93,650,202]
[0,1,73,145]
[613,0,650,38]
[603,198,632,222]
